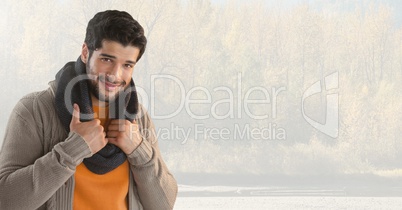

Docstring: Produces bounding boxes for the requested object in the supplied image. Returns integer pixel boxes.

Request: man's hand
[107,119,143,155]
[69,104,108,154]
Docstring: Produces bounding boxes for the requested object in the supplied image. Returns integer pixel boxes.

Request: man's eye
[125,64,134,69]
[101,58,112,62]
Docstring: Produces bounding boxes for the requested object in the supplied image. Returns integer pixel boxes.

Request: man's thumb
[70,103,81,126]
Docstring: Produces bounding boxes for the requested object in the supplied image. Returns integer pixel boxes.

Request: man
[0,10,177,209]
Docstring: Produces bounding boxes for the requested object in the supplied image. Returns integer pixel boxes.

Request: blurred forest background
[1,0,402,183]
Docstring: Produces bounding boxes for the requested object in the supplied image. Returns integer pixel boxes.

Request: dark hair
[85,10,147,61]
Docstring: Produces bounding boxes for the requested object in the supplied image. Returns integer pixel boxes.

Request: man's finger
[70,103,81,125]
[108,124,120,131]
[107,137,117,144]
[109,119,119,125]
[107,131,120,137]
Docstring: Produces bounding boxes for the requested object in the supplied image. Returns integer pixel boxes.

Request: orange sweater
[73,105,129,210]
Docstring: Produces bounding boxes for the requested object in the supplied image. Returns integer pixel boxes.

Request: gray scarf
[55,57,138,174]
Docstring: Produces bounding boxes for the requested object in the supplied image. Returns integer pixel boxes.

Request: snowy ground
[174,196,402,210]
[174,185,402,209]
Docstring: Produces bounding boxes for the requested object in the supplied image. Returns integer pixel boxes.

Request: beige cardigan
[0,81,177,210]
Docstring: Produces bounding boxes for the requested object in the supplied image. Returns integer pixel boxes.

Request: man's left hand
[107,119,142,154]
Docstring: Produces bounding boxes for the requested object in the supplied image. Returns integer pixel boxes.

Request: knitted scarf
[55,57,139,174]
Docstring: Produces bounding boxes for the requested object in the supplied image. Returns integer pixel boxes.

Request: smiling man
[0,10,177,210]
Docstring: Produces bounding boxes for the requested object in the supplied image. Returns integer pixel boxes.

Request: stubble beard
[88,77,111,102]
[87,64,125,103]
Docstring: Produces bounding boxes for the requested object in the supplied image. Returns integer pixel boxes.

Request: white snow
[174,196,402,210]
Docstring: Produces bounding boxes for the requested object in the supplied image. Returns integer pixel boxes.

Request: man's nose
[110,63,122,78]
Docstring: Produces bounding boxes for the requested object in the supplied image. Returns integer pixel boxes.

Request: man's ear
[81,43,89,64]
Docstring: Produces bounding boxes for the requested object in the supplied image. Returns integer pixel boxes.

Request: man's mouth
[98,76,124,92]
[103,81,120,91]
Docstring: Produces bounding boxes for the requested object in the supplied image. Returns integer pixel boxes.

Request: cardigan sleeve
[0,94,92,209]
[126,105,178,210]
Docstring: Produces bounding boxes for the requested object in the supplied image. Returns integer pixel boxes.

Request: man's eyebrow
[99,53,116,59]
[99,53,136,64]
[126,60,136,65]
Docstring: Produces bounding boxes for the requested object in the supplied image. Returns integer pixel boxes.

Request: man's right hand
[69,103,107,154]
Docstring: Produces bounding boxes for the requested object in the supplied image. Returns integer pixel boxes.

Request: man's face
[81,40,140,102]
